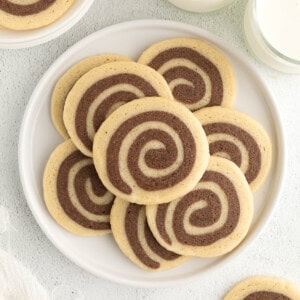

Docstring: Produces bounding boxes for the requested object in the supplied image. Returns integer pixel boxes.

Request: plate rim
[18,19,286,288]
[0,0,95,49]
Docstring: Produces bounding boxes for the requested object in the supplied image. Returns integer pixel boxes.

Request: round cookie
[51,54,132,139]
[194,106,272,192]
[0,0,75,31]
[138,37,236,111]
[111,198,188,271]
[43,140,115,236]
[146,157,253,257]
[93,97,209,205]
[224,276,300,300]
[63,61,174,157]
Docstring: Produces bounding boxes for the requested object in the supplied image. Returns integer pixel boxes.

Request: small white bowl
[167,0,236,13]
[0,0,95,49]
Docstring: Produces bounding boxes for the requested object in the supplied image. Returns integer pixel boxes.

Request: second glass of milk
[244,0,300,73]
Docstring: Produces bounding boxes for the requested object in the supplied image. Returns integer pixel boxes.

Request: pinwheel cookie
[63,61,173,157]
[138,38,236,111]
[224,276,300,300]
[194,106,272,192]
[146,157,253,257]
[43,140,115,236]
[51,54,132,139]
[111,198,188,271]
[0,0,75,30]
[93,97,209,205]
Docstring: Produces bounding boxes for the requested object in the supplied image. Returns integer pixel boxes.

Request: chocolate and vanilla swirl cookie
[224,276,300,300]
[63,61,173,157]
[43,140,114,236]
[146,157,253,257]
[138,38,236,111]
[93,97,209,205]
[194,107,272,192]
[52,54,132,139]
[0,0,75,30]
[111,198,188,271]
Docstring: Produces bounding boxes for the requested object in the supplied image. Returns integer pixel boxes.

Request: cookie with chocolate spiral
[111,198,188,271]
[138,38,236,111]
[43,140,115,236]
[93,97,209,205]
[0,0,75,30]
[146,157,253,257]
[63,61,173,157]
[51,54,132,140]
[194,106,272,192]
[224,276,300,300]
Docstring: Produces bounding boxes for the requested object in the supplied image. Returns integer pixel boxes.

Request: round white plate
[0,0,94,49]
[19,20,285,287]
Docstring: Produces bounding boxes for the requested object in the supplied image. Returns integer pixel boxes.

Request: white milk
[167,0,235,12]
[256,0,300,61]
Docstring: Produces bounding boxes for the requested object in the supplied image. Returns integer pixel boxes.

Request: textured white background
[0,0,300,299]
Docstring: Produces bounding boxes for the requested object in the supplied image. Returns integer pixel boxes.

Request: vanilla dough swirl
[93,97,209,205]
[0,0,55,16]
[138,38,236,111]
[146,157,253,257]
[194,107,272,192]
[111,198,188,271]
[51,54,132,140]
[0,0,75,30]
[43,140,115,236]
[63,62,173,157]
[224,276,300,300]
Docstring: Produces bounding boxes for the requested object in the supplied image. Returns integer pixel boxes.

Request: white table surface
[0,0,300,299]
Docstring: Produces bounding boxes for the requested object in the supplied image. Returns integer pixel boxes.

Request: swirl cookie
[93,97,209,205]
[194,107,272,192]
[63,61,173,157]
[51,54,132,139]
[0,0,75,31]
[138,38,236,111]
[224,276,300,300]
[111,198,188,271]
[146,157,253,257]
[43,140,115,236]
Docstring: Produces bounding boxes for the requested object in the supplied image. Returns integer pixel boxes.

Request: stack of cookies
[43,38,272,272]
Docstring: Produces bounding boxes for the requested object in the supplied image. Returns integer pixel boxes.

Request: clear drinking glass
[244,0,300,73]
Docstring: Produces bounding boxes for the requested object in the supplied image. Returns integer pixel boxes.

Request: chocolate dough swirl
[0,0,56,16]
[75,74,159,153]
[244,291,291,300]
[156,170,240,246]
[125,203,180,269]
[148,47,223,109]
[203,122,261,184]
[106,111,196,194]
[57,150,114,230]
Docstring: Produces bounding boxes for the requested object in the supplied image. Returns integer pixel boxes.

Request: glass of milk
[244,0,300,73]
[167,0,236,12]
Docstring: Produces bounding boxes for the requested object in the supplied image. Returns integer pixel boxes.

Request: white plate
[0,0,94,49]
[19,20,286,287]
